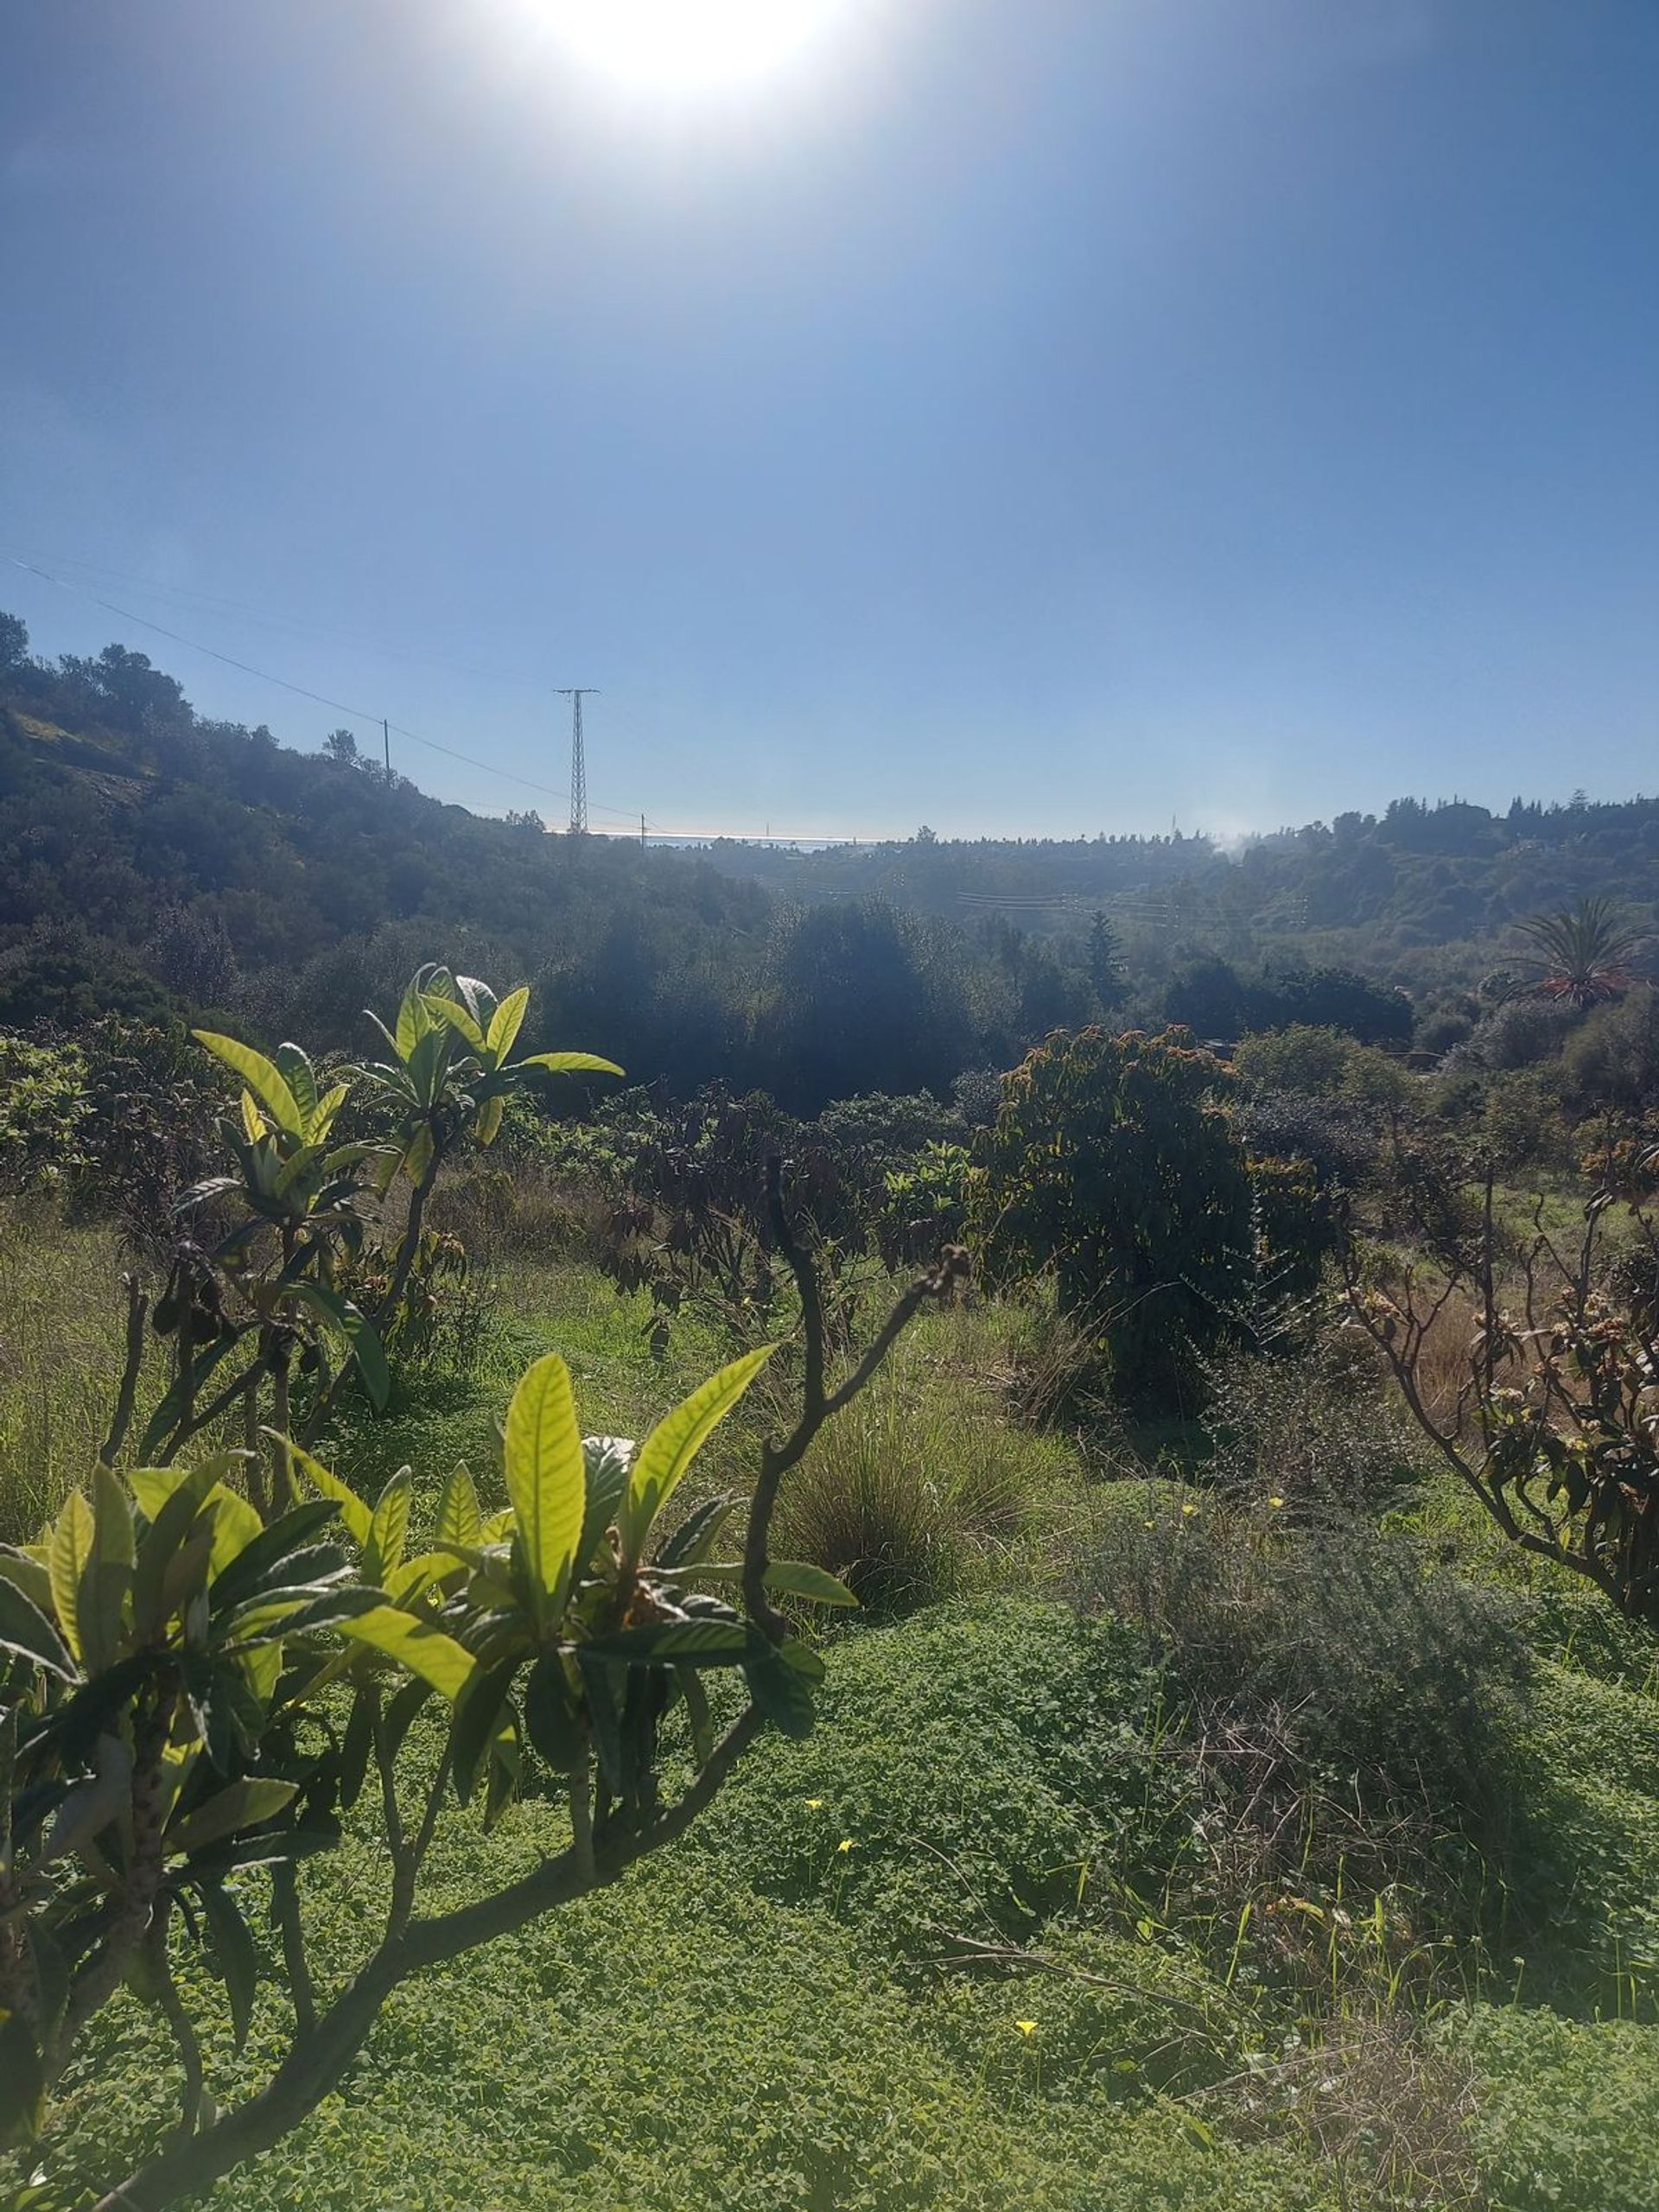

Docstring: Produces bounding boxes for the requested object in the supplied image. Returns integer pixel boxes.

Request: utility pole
[556,688,598,835]
[640,811,647,851]
[383,717,391,779]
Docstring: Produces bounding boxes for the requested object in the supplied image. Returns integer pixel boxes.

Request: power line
[3,551,880,842]
[5,552,591,810]
[0,540,548,690]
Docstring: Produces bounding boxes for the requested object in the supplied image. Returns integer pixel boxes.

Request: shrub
[1200,1346,1421,1520]
[1233,1025,1353,1096]
[0,1034,88,1195]
[1072,1491,1532,1892]
[969,1027,1255,1410]
[1446,996,1578,1074]
[1347,1139,1659,1630]
[874,1139,969,1268]
[1231,1088,1379,1191]
[1561,982,1659,1114]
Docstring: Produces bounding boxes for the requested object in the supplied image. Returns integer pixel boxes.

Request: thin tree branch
[99,1274,149,1468]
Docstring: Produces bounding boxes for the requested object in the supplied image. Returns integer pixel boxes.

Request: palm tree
[1513,897,1645,1009]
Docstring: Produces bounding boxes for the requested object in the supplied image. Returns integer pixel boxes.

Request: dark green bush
[969,1027,1255,1409]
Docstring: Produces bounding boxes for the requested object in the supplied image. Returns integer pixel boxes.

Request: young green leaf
[281,1440,373,1548]
[0,1579,76,1681]
[192,1031,305,1135]
[393,979,434,1061]
[423,995,487,1053]
[287,1285,391,1411]
[585,1618,753,1665]
[336,1607,478,1701]
[741,1644,817,1739]
[203,1485,262,1579]
[198,1882,258,2051]
[518,1052,626,1078]
[620,1345,776,1564]
[0,1548,54,1617]
[578,1436,633,1573]
[657,1558,860,1608]
[503,1355,587,1630]
[364,1468,412,1585]
[435,1462,482,1554]
[133,1463,221,1637]
[759,1560,861,1609]
[71,1467,136,1677]
[450,1656,522,1805]
[272,1042,320,1135]
[485,985,530,1064]
[401,1120,435,1189]
[48,1491,92,1664]
[207,1504,343,1616]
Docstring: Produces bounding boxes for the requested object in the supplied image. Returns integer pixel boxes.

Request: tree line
[3,611,1620,1106]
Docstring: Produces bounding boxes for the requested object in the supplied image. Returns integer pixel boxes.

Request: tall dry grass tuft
[774,1372,1033,1615]
[1408,1283,1485,1437]
[1198,2005,1486,2212]
[428,1161,616,1270]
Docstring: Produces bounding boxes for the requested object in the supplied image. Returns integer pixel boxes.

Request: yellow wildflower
[1180,1501,1198,1517]
[1015,2019,1038,2037]
[805,1798,823,1809]
[1268,1496,1286,1510]
[836,1838,855,1854]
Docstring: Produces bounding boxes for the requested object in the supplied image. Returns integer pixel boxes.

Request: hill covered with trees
[3,608,1654,1103]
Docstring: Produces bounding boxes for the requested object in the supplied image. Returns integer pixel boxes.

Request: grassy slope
[7,1210,1659,2210]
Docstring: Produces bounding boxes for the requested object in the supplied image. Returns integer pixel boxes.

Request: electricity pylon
[556,688,598,835]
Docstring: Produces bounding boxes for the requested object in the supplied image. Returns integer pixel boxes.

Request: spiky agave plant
[1513,897,1645,1010]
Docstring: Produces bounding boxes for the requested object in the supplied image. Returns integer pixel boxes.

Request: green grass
[35,1593,1659,2212]
[10,1205,1659,2210]
[0,1201,174,1539]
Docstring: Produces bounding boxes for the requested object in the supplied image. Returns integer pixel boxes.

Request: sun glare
[533,0,855,98]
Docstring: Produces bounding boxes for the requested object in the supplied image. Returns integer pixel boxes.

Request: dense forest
[3,609,1654,1105]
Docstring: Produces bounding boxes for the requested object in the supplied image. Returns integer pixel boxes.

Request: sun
[532,0,855,98]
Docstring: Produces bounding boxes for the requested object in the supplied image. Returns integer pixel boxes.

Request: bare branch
[99,1273,149,1468]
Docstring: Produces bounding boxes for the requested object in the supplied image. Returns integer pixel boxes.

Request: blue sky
[2,0,1655,840]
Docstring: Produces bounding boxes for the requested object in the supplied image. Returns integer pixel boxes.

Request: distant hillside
[690,793,1659,976]
[3,608,1653,1097]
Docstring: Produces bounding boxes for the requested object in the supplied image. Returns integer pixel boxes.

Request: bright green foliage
[0,1457,384,2148]
[1231,1025,1417,1116]
[0,1330,860,2198]
[137,968,619,1472]
[0,1036,89,1194]
[969,1027,1255,1407]
[875,1138,969,1267]
[359,966,620,1187]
